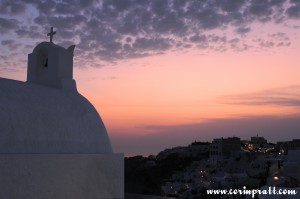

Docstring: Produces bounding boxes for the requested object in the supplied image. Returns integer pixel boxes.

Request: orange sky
[73,44,300,135]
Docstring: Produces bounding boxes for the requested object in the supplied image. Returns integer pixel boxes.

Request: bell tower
[26,27,77,91]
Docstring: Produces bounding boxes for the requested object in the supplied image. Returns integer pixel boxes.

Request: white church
[0,27,124,199]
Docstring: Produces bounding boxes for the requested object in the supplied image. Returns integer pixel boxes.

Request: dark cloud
[133,37,173,51]
[252,32,291,49]
[54,0,95,14]
[0,1,26,15]
[219,0,247,13]
[259,40,275,48]
[269,32,289,40]
[15,27,44,39]
[220,85,300,107]
[229,38,240,43]
[269,0,286,6]
[248,0,273,17]
[286,4,300,18]
[0,0,299,67]
[35,0,56,16]
[0,17,19,33]
[208,35,227,43]
[189,35,207,43]
[277,41,291,47]
[1,40,14,46]
[34,15,87,30]
[1,39,22,51]
[236,26,251,34]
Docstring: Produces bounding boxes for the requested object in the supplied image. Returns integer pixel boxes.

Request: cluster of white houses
[209,136,271,165]
[161,136,300,198]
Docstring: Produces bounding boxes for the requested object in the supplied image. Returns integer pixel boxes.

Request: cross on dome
[47,27,56,43]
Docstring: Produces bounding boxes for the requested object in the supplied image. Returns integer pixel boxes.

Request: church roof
[0,77,112,154]
[32,41,66,52]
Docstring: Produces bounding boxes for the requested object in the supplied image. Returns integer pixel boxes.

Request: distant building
[251,136,267,147]
[210,137,241,165]
[276,139,300,155]
[287,139,300,150]
[283,150,300,187]
[276,141,288,155]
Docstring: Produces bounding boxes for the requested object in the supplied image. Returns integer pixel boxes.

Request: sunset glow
[1,0,300,155]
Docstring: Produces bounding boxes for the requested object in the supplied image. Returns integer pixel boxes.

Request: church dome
[0,78,112,154]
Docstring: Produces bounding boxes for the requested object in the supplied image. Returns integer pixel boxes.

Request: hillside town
[125,136,300,198]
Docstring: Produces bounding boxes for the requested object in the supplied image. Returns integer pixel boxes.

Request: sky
[1,0,300,156]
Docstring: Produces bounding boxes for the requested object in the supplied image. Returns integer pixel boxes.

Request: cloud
[1,39,22,50]
[218,0,247,13]
[0,17,19,33]
[15,27,44,39]
[252,32,291,49]
[219,85,300,107]
[101,76,117,80]
[133,37,173,51]
[286,3,300,18]
[259,40,274,48]
[0,0,299,67]
[0,1,26,15]
[111,114,300,156]
[236,26,251,34]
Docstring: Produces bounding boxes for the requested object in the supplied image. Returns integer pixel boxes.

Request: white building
[0,28,123,199]
[210,137,241,165]
[249,136,268,150]
[283,150,300,187]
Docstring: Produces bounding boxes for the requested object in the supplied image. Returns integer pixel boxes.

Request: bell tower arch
[26,27,77,91]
